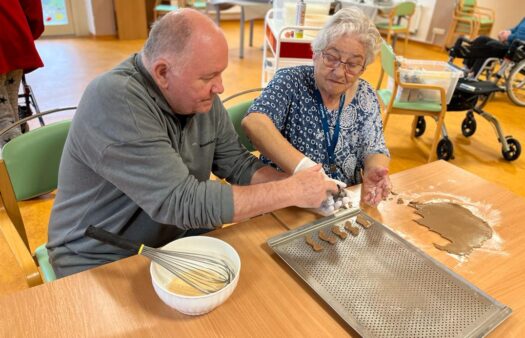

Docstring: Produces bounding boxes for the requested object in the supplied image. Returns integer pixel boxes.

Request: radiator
[409,4,422,34]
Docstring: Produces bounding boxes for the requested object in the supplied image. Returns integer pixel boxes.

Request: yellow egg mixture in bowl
[150,236,241,315]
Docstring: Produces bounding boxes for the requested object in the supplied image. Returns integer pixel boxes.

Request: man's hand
[361,166,391,207]
[294,157,347,188]
[498,30,511,42]
[289,164,339,209]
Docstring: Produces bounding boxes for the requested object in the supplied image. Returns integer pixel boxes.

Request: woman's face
[313,34,366,97]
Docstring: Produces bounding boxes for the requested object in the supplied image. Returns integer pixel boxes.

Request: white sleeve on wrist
[294,157,347,188]
[293,156,317,174]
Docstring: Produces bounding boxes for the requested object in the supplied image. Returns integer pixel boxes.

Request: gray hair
[142,11,192,64]
[311,7,381,66]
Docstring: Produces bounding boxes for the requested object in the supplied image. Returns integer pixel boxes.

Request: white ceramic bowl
[150,236,241,315]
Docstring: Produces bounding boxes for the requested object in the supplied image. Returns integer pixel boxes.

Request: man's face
[313,34,366,96]
[165,34,228,114]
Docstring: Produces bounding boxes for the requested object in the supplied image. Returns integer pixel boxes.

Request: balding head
[142,9,224,68]
[141,9,228,115]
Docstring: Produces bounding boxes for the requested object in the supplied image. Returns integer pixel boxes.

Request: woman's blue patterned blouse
[246,66,389,185]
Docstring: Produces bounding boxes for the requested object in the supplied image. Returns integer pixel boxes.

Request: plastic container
[396,58,463,104]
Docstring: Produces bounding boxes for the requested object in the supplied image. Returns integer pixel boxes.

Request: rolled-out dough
[412,202,493,256]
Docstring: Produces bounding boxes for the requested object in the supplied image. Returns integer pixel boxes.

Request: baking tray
[267,208,511,337]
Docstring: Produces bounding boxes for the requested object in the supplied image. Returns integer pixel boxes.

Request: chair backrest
[0,115,72,286]
[381,41,397,79]
[155,0,176,8]
[188,0,207,10]
[394,1,416,17]
[222,88,263,152]
[154,0,179,20]
[2,120,71,201]
[226,101,256,152]
[457,0,476,16]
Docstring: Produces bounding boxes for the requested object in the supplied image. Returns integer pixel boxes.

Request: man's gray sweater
[47,54,264,277]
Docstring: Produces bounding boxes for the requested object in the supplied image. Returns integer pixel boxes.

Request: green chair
[153,0,178,20]
[444,0,495,48]
[0,108,74,286]
[376,42,449,162]
[222,88,263,152]
[376,1,416,55]
[154,0,209,21]
[189,0,208,11]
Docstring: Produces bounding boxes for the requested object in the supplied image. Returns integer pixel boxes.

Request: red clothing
[0,0,45,74]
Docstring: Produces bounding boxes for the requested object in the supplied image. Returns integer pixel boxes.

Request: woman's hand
[361,166,391,207]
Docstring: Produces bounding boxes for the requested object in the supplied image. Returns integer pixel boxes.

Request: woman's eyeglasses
[321,51,365,75]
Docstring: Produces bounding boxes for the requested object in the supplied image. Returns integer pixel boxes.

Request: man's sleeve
[83,81,236,227]
[508,18,525,43]
[98,138,236,227]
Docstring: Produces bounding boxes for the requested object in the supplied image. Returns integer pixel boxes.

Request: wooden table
[1,161,524,336]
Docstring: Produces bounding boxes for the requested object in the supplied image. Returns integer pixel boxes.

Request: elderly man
[47,9,336,278]
[242,8,391,209]
[463,17,525,75]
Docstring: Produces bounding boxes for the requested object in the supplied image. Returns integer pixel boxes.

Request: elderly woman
[242,7,391,207]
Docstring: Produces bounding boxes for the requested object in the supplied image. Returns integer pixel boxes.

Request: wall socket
[433,27,446,35]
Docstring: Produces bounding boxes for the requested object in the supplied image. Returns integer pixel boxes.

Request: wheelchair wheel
[502,137,521,161]
[437,138,454,161]
[414,116,426,137]
[461,112,476,137]
[506,59,525,107]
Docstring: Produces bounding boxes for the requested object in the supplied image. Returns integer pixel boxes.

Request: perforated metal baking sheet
[267,208,511,337]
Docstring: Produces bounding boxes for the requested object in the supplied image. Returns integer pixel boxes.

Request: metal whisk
[85,226,235,294]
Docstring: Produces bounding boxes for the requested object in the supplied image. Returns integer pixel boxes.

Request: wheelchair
[412,37,523,161]
[17,75,45,133]
[413,76,521,162]
[448,37,525,107]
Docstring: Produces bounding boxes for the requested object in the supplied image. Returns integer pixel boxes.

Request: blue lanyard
[315,90,346,175]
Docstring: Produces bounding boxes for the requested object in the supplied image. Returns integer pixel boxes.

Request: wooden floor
[1,20,524,296]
